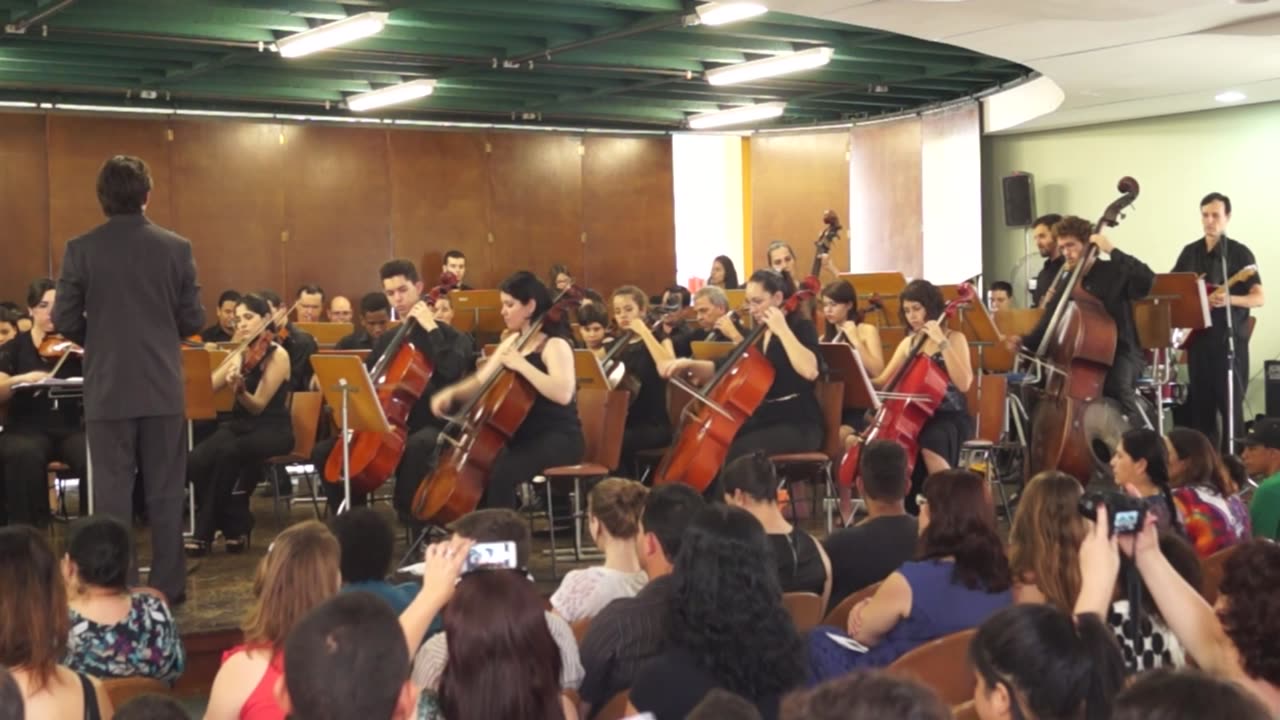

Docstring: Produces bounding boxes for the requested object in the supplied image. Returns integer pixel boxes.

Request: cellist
[1003,215,1155,420]
[429,271,584,510]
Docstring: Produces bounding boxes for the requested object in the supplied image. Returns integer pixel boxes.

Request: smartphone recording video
[461,541,519,574]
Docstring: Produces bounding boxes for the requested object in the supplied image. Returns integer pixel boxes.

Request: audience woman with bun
[551,478,649,623]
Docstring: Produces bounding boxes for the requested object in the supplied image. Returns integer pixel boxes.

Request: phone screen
[462,541,519,573]
[1113,510,1141,533]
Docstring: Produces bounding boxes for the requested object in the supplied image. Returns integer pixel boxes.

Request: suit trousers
[87,415,187,601]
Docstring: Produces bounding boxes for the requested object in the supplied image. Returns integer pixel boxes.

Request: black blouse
[618,339,668,429]
[724,314,821,431]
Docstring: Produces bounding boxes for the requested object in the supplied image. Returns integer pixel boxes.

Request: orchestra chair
[1201,543,1242,606]
[48,460,79,521]
[959,374,1015,520]
[783,592,825,632]
[886,628,979,707]
[534,387,629,579]
[260,392,325,524]
[101,676,170,709]
[822,581,883,629]
[595,691,631,720]
[769,380,844,533]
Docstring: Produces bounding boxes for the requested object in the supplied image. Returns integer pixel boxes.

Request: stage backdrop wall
[0,112,675,317]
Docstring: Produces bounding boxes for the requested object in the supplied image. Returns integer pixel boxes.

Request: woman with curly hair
[627,505,806,720]
[1165,427,1250,556]
[1008,471,1087,612]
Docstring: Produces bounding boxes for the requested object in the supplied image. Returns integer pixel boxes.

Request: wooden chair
[595,691,631,720]
[770,380,844,532]
[959,373,1015,520]
[783,592,825,632]
[261,391,325,523]
[47,460,78,520]
[538,388,629,578]
[822,581,882,629]
[101,676,170,709]
[571,617,593,646]
[887,628,979,707]
[1201,542,1242,605]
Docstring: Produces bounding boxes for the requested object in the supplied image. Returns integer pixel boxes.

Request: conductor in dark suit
[53,155,204,603]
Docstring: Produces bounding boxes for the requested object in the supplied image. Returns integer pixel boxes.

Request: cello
[836,284,976,520]
[653,275,820,492]
[412,286,581,525]
[1026,177,1140,482]
[323,273,458,495]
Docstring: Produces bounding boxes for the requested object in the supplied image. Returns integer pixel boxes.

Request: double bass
[836,284,976,520]
[1027,177,1140,482]
[654,275,820,492]
[412,286,581,525]
[323,273,458,494]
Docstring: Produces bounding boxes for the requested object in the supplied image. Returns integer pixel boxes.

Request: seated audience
[1166,427,1250,555]
[628,505,806,720]
[822,440,918,612]
[1240,418,1280,539]
[1111,428,1182,533]
[62,517,185,682]
[809,470,1012,679]
[781,671,949,720]
[204,521,340,720]
[0,666,23,720]
[0,526,113,719]
[688,689,761,720]
[551,478,648,623]
[1107,532,1201,672]
[969,604,1124,720]
[578,484,705,717]
[411,510,583,694]
[330,508,419,615]
[723,452,831,606]
[1008,471,1086,611]
[1111,667,1271,720]
[114,695,191,720]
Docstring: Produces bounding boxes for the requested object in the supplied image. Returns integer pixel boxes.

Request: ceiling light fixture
[1214,90,1247,103]
[276,11,389,59]
[693,2,768,26]
[688,101,786,129]
[346,79,436,112]
[705,47,834,86]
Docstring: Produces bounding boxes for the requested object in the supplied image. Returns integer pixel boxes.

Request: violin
[37,334,84,360]
[600,310,669,403]
[214,299,300,378]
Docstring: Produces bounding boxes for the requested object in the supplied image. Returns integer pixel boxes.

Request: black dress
[768,528,827,596]
[910,352,973,504]
[617,339,671,475]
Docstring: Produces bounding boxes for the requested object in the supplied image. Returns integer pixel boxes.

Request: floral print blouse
[64,592,186,683]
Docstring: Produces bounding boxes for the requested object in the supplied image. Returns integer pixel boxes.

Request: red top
[221,644,286,720]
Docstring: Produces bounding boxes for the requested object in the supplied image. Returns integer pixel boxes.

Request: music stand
[309,355,390,514]
[691,341,735,362]
[953,301,1010,374]
[818,343,880,412]
[207,349,235,413]
[1136,273,1204,436]
[294,322,353,347]
[450,290,503,341]
[840,272,906,333]
[573,349,609,390]
[181,348,218,535]
[315,347,371,361]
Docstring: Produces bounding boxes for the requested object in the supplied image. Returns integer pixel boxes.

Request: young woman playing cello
[429,271,584,510]
[821,279,885,442]
[608,286,675,474]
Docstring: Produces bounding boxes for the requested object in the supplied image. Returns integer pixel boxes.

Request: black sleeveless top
[232,344,290,423]
[929,351,968,414]
[511,343,581,443]
[768,528,826,596]
[619,339,668,429]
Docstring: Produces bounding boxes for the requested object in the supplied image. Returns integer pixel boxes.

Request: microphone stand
[1219,232,1239,449]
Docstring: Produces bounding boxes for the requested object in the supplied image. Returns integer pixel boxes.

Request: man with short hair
[327,295,353,324]
[200,290,241,343]
[277,592,419,720]
[579,484,705,715]
[334,292,391,351]
[442,249,473,290]
[1241,419,1280,539]
[296,284,325,323]
[410,509,584,693]
[672,286,745,357]
[821,440,919,610]
[987,281,1014,312]
[1030,213,1064,308]
[53,154,204,603]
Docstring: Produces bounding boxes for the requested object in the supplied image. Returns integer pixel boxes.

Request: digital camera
[1078,490,1148,535]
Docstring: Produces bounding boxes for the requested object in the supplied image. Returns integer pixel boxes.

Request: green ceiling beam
[549,49,703,73]
[519,0,682,12]
[0,68,151,85]
[402,1,633,27]
[47,14,278,43]
[389,11,592,46]
[56,4,310,35]
[646,30,794,55]
[175,81,344,101]
[594,39,746,64]
[3,37,219,64]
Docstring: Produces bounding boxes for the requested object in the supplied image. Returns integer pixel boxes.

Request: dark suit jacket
[54,213,204,421]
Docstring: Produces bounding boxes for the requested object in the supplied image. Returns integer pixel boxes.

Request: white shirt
[551,567,649,624]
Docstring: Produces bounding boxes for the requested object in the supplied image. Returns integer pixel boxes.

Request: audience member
[0,666,22,720]
[63,516,185,682]
[330,508,419,614]
[551,479,648,623]
[1240,418,1280,538]
[629,505,806,720]
[781,671,949,720]
[114,695,191,720]
[969,604,1124,720]
[1111,428,1182,533]
[0,526,113,719]
[809,470,1012,679]
[1111,667,1271,720]
[1008,471,1085,611]
[578,484,704,716]
[1107,532,1201,672]
[723,452,832,606]
[688,688,761,720]
[822,441,918,612]
[1166,427,1250,555]
[204,521,340,720]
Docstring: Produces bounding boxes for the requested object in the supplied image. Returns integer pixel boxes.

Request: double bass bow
[835,283,976,521]
[412,285,582,525]
[322,273,459,494]
[653,275,820,492]
[1026,177,1140,482]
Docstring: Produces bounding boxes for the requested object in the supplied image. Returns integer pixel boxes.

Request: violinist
[671,286,745,358]
[660,269,823,469]
[183,293,293,556]
[1005,216,1154,419]
[708,255,740,290]
[0,278,86,527]
[334,292,391,351]
[550,264,575,293]
[609,286,676,473]
[821,280,885,439]
[576,302,613,360]
[430,271,584,510]
[200,290,240,344]
[656,285,695,355]
[260,290,318,392]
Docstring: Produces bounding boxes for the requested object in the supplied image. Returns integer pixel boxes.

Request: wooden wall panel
[388,131,491,288]
[169,120,285,316]
[850,117,923,279]
[47,115,174,276]
[487,133,583,287]
[582,136,675,296]
[281,125,390,303]
[0,114,50,302]
[749,131,851,278]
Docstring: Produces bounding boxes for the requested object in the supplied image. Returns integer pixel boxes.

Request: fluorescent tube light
[705,46,834,86]
[688,101,785,129]
[694,2,768,26]
[1214,90,1246,103]
[347,79,436,112]
[276,12,388,59]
